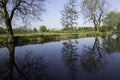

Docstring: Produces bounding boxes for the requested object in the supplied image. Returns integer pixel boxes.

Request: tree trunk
[2,4,14,43]
[5,20,14,43]
[96,26,99,35]
[95,25,99,36]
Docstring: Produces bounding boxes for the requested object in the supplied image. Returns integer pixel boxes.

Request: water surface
[0,35,120,80]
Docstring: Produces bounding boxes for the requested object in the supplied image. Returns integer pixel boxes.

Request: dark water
[0,35,120,80]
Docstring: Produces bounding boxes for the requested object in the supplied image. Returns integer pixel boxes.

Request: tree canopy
[103,11,118,31]
[81,0,109,34]
[0,0,46,42]
[61,0,79,31]
[0,0,46,24]
[103,11,120,31]
[39,25,47,32]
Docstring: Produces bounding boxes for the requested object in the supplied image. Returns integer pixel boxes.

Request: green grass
[0,31,112,37]
[0,31,114,44]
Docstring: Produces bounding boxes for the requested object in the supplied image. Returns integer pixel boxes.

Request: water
[0,35,120,80]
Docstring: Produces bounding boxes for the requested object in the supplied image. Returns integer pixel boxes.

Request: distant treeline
[0,25,48,34]
[0,25,117,34]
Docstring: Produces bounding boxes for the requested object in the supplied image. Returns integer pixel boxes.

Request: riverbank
[0,31,113,45]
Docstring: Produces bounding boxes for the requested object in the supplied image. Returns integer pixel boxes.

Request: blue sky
[33,0,120,29]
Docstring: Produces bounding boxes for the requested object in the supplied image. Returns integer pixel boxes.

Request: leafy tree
[81,0,109,35]
[99,25,108,32]
[39,25,47,32]
[61,0,79,32]
[103,11,118,31]
[103,11,120,32]
[33,27,38,32]
[0,0,46,43]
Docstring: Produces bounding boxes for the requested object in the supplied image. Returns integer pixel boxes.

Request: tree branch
[10,0,21,20]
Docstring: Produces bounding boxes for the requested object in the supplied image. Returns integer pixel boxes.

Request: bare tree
[81,0,109,35]
[0,0,46,43]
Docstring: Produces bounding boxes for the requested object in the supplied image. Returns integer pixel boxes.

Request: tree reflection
[80,36,106,73]
[62,40,79,69]
[0,43,48,80]
[102,34,120,54]
[61,40,79,80]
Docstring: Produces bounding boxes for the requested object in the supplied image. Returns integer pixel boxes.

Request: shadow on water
[0,43,49,80]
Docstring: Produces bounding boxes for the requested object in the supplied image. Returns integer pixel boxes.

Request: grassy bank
[0,31,113,45]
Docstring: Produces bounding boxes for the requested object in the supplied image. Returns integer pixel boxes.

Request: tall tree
[103,11,120,32]
[81,0,109,35]
[103,11,118,31]
[61,0,79,31]
[0,0,46,43]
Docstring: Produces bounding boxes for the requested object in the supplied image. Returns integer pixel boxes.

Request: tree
[39,25,47,32]
[99,25,107,32]
[103,11,118,31]
[81,0,109,35]
[0,0,46,43]
[33,27,38,32]
[103,11,120,32]
[115,13,120,31]
[61,0,79,32]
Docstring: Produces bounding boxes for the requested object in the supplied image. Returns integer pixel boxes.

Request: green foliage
[115,13,120,31]
[99,25,107,32]
[0,0,46,43]
[78,27,94,31]
[39,25,47,32]
[0,31,114,44]
[61,0,79,31]
[13,25,31,33]
[33,27,38,32]
[22,25,29,32]
[0,27,6,34]
[13,27,22,33]
[103,11,118,31]
[81,0,109,34]
[103,11,120,32]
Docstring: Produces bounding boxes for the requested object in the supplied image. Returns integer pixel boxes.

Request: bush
[100,26,107,32]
